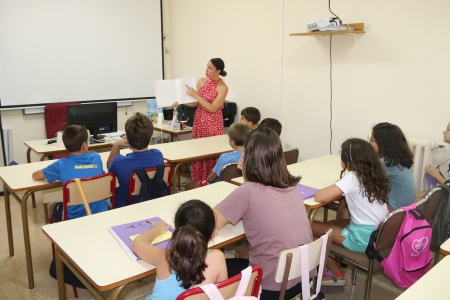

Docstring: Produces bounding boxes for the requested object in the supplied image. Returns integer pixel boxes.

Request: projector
[306,18,333,31]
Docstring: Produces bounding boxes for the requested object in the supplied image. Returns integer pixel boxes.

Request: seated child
[311,138,390,286]
[132,200,227,299]
[107,112,164,207]
[424,121,450,185]
[258,118,282,136]
[240,107,261,130]
[32,125,109,221]
[185,123,249,190]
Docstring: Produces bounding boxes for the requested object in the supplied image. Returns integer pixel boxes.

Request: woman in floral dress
[186,58,228,181]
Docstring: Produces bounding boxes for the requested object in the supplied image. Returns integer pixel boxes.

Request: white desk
[24,136,120,163]
[439,237,450,256]
[0,151,117,289]
[42,182,243,300]
[231,155,343,223]
[153,122,193,142]
[396,255,450,299]
[148,134,233,193]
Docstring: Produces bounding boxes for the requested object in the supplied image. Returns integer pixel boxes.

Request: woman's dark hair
[340,138,390,204]
[210,58,227,77]
[372,122,414,169]
[243,128,300,188]
[166,200,215,289]
[62,125,89,152]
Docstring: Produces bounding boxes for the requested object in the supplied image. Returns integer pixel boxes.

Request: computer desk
[42,182,243,300]
[231,155,343,224]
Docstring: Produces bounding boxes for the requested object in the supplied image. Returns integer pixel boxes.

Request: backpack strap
[135,168,150,186]
[365,229,383,262]
[154,165,170,194]
[234,266,253,296]
[198,284,225,300]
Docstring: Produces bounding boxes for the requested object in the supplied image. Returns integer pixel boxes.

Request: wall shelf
[290,23,365,37]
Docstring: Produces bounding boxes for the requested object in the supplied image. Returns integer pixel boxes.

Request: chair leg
[364,260,374,300]
[323,207,328,222]
[434,250,440,265]
[351,268,357,285]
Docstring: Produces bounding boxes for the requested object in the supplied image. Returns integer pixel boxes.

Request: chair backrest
[219,163,242,183]
[283,148,299,165]
[416,186,447,225]
[275,229,332,300]
[128,163,173,203]
[176,266,263,300]
[374,208,407,258]
[44,102,80,139]
[62,172,116,220]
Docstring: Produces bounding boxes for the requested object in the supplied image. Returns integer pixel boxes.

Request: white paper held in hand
[155,77,196,107]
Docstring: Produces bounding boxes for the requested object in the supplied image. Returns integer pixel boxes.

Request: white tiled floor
[0,185,405,300]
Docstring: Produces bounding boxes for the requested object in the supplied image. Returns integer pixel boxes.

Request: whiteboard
[0,0,163,108]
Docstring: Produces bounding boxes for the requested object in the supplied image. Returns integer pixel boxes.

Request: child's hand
[114,137,130,148]
[151,221,170,235]
[425,165,441,179]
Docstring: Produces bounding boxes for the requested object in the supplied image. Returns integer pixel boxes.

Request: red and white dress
[191,78,225,181]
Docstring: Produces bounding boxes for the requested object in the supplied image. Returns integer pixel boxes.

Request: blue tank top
[147,272,187,300]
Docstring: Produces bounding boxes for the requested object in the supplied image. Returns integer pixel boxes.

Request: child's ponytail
[166,199,216,289]
[166,225,208,289]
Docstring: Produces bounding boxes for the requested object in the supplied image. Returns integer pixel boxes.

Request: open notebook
[297,184,319,200]
[108,217,173,261]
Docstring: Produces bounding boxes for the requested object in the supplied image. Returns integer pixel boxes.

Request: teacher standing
[185,58,228,181]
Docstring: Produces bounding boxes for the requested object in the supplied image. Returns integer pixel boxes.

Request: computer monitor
[67,102,117,142]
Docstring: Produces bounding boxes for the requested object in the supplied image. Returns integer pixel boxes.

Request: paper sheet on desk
[297,184,319,200]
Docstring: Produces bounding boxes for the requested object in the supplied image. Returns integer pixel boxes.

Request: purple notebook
[297,184,319,200]
[108,217,173,261]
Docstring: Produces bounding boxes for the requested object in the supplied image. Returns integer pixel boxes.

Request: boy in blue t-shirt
[107,112,164,207]
[32,125,109,221]
[185,123,249,190]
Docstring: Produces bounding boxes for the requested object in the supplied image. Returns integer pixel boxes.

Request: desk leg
[55,248,67,300]
[172,163,181,194]
[109,285,129,300]
[26,147,32,163]
[21,190,35,289]
[308,208,320,225]
[173,134,179,142]
[4,187,14,256]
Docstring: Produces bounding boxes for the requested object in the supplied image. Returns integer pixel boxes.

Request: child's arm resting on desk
[132,221,169,266]
[315,184,343,203]
[32,170,45,181]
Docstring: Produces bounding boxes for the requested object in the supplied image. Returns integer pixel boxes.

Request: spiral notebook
[108,217,173,261]
[297,184,319,200]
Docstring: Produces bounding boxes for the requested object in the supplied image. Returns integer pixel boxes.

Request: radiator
[408,138,438,191]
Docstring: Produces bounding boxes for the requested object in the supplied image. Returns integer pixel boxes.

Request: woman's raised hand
[186,85,198,98]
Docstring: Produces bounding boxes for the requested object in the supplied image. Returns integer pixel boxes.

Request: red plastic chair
[176,266,263,300]
[44,102,80,159]
[128,163,173,205]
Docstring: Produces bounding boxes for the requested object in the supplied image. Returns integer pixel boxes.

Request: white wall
[2,0,449,165]
[165,0,450,160]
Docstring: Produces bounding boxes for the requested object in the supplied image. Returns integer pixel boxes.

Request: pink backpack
[367,203,433,289]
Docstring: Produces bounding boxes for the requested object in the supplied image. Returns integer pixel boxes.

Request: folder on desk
[297,184,319,200]
[108,217,173,261]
